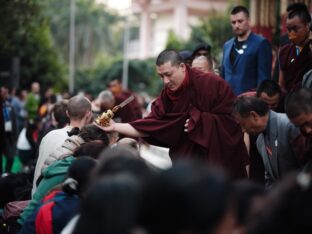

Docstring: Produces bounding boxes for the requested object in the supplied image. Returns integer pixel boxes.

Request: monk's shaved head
[156,49,184,67]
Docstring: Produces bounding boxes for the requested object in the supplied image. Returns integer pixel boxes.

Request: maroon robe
[114,90,142,123]
[130,67,249,179]
[279,43,312,93]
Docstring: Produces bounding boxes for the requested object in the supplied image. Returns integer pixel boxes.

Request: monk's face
[230,11,250,38]
[290,112,312,136]
[157,61,186,91]
[286,15,310,46]
[234,112,267,135]
[108,80,122,96]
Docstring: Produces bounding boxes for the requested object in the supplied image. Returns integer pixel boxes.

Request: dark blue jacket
[221,32,272,95]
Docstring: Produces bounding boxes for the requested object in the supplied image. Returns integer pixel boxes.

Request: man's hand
[93,119,116,132]
[184,118,189,132]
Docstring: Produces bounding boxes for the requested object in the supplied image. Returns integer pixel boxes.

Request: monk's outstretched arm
[94,119,147,138]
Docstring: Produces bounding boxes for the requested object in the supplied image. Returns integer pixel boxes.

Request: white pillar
[173,0,188,40]
[69,0,76,94]
[139,8,151,59]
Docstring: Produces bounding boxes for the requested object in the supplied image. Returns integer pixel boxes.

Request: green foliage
[75,58,161,96]
[165,30,188,51]
[189,14,232,59]
[165,11,232,62]
[0,0,66,91]
[43,0,123,67]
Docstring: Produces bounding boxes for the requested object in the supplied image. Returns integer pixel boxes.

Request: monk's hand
[93,119,116,132]
[184,118,189,132]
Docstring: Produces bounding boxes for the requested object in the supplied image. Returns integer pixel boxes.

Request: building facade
[130,0,228,59]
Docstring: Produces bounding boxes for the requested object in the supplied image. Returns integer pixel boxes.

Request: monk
[278,3,312,93]
[108,78,142,123]
[98,49,249,178]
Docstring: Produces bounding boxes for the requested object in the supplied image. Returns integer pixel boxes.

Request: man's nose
[163,76,170,84]
[233,22,239,28]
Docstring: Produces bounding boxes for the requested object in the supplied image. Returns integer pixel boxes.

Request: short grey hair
[98,90,114,102]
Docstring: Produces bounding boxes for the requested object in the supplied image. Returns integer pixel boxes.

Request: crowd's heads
[285,88,312,135]
[138,160,235,234]
[231,5,250,18]
[179,50,193,66]
[116,137,140,151]
[192,55,213,73]
[286,3,311,46]
[97,90,115,111]
[78,124,109,145]
[256,80,281,110]
[247,172,312,234]
[67,95,92,122]
[230,5,250,38]
[94,146,152,181]
[233,180,266,230]
[31,82,40,94]
[51,100,70,128]
[0,85,10,100]
[73,174,140,234]
[62,156,97,197]
[233,96,269,135]
[73,141,108,159]
[156,49,186,92]
[156,49,184,67]
[287,3,311,25]
[108,78,123,96]
[192,43,211,59]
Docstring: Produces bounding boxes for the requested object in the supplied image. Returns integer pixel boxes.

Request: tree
[0,0,66,91]
[164,10,232,62]
[75,58,162,96]
[165,30,188,51]
[43,0,123,67]
[188,13,232,59]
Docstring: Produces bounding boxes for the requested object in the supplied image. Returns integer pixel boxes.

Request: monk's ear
[179,63,186,71]
[249,111,259,120]
[66,110,70,119]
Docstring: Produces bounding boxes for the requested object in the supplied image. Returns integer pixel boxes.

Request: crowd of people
[0,2,312,234]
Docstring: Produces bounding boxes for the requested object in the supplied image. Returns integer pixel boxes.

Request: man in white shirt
[32,95,92,195]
